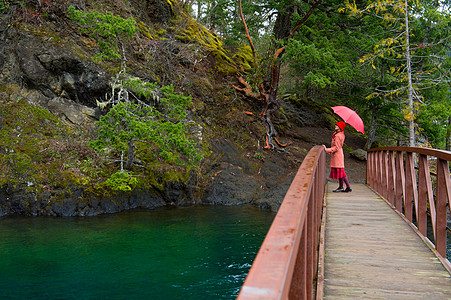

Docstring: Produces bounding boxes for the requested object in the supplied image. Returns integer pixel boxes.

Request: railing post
[366,151,372,185]
[387,151,396,206]
[404,152,416,223]
[381,151,388,199]
[376,151,381,194]
[435,159,450,257]
[395,151,405,213]
[307,195,314,300]
[417,154,431,236]
[367,146,451,269]
[290,227,308,300]
[370,151,376,188]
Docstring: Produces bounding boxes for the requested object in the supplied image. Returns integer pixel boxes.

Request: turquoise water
[0,205,275,299]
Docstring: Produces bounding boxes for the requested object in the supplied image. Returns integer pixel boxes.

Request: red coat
[326,131,345,168]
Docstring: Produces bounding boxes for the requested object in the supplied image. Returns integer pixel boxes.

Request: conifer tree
[342,0,451,147]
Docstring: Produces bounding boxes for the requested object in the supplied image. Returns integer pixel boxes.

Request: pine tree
[342,0,451,147]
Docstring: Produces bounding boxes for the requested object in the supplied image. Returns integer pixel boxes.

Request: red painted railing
[237,145,326,300]
[367,147,451,267]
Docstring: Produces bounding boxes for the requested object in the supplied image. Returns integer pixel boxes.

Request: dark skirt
[329,167,347,179]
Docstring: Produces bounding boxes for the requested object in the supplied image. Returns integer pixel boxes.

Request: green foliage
[123,77,158,97]
[105,171,138,192]
[193,0,280,46]
[90,82,203,167]
[340,0,451,147]
[0,152,34,184]
[253,152,265,160]
[285,40,343,88]
[0,98,74,187]
[417,86,451,149]
[0,0,11,13]
[67,5,138,61]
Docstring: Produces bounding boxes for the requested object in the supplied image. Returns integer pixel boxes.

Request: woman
[323,121,352,192]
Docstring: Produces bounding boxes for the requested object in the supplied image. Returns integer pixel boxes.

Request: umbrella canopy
[331,106,365,134]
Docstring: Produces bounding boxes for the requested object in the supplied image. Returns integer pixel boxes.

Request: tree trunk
[364,109,378,150]
[125,138,135,170]
[446,116,451,151]
[273,5,295,40]
[235,0,322,149]
[258,6,296,149]
[197,0,201,18]
[208,0,216,30]
[405,0,415,147]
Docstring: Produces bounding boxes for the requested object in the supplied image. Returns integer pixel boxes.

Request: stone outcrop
[0,19,107,126]
[0,181,198,217]
[204,139,297,212]
[0,1,368,218]
[350,149,367,161]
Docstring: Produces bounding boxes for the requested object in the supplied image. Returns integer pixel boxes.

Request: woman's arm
[325,133,344,154]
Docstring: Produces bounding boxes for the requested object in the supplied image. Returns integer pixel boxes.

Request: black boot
[344,187,352,192]
[333,187,344,192]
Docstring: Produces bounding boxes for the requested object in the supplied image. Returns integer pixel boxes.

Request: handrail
[237,145,326,300]
[367,147,451,268]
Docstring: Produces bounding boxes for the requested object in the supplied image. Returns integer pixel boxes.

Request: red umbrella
[331,106,365,133]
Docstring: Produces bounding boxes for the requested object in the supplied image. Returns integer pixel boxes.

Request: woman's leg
[343,176,352,192]
[343,176,350,188]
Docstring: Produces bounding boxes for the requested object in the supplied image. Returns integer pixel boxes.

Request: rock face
[204,139,296,212]
[205,164,261,206]
[130,0,173,24]
[0,1,361,217]
[0,135,295,217]
[0,9,224,217]
[0,181,198,217]
[350,149,367,161]
[0,20,107,125]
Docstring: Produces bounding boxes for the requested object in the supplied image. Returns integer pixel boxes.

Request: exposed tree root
[234,0,323,151]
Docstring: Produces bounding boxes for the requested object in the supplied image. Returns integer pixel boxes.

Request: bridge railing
[367,147,451,267]
[237,145,326,300]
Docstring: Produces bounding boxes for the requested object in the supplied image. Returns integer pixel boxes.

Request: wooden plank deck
[323,183,451,299]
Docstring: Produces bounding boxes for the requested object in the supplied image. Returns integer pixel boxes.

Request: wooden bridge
[237,146,451,299]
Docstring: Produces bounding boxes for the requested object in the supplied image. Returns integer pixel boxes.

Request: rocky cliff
[0,0,366,217]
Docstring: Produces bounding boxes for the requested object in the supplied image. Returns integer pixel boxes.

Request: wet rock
[205,164,260,205]
[137,192,166,209]
[254,174,294,211]
[350,149,367,161]
[1,30,110,111]
[211,138,256,174]
[163,181,187,205]
[46,97,96,125]
[52,198,78,217]
[0,186,171,217]
[261,156,289,189]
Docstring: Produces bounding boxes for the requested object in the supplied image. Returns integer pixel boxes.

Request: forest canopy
[190,0,451,150]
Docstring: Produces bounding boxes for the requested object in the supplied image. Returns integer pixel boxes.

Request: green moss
[21,23,64,46]
[138,21,153,39]
[343,143,353,152]
[232,44,254,72]
[172,16,238,75]
[104,171,138,191]
[169,10,257,76]
[137,21,166,40]
[0,98,99,191]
